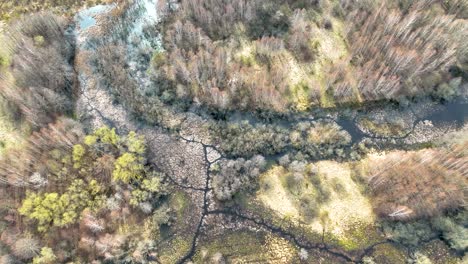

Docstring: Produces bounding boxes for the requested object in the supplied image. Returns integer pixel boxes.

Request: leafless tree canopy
[369,142,467,221]
[0,13,75,127]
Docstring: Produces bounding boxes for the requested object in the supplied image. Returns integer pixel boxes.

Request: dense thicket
[151,0,318,112]
[333,0,467,102]
[0,121,171,262]
[0,117,82,187]
[148,0,467,113]
[0,13,75,127]
[212,155,267,200]
[368,142,467,221]
[382,210,467,253]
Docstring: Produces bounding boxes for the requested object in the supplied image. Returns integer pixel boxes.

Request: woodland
[0,0,467,263]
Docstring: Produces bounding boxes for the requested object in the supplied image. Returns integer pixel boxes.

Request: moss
[158,235,193,263]
[333,221,380,251]
[358,117,408,137]
[151,50,166,68]
[369,243,408,264]
[169,190,190,224]
[33,35,45,47]
[257,166,300,219]
[237,192,324,243]
[252,161,381,252]
[194,230,298,263]
[193,231,262,262]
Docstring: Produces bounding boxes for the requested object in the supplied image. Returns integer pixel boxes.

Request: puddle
[77,4,115,30]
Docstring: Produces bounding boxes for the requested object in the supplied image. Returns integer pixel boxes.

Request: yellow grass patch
[258,166,299,219]
[257,161,375,245]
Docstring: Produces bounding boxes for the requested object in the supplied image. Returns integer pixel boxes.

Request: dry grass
[256,161,375,245]
[309,161,375,236]
[258,166,300,218]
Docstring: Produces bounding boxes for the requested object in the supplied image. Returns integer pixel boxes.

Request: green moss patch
[193,230,298,263]
[367,243,408,264]
[158,235,193,263]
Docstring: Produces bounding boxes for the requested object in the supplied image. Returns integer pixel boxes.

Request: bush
[213,155,266,200]
[433,78,462,101]
[12,238,40,260]
[19,180,105,232]
[381,220,436,247]
[431,211,468,253]
[247,2,290,39]
[0,254,20,264]
[382,210,468,253]
[113,153,145,184]
[212,121,290,157]
[32,247,56,264]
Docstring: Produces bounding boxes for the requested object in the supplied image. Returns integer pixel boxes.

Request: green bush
[32,247,56,264]
[19,179,104,232]
[434,78,462,101]
[0,54,9,68]
[431,212,468,252]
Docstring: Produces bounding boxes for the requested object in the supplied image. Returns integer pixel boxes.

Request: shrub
[12,238,40,260]
[0,254,19,264]
[382,210,468,253]
[113,153,145,184]
[130,176,163,207]
[431,212,468,253]
[213,155,266,200]
[210,252,226,264]
[433,77,462,101]
[381,220,436,247]
[212,121,290,157]
[298,248,308,260]
[32,247,56,264]
[19,179,105,232]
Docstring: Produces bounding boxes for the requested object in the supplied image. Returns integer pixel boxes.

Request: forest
[0,0,466,263]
